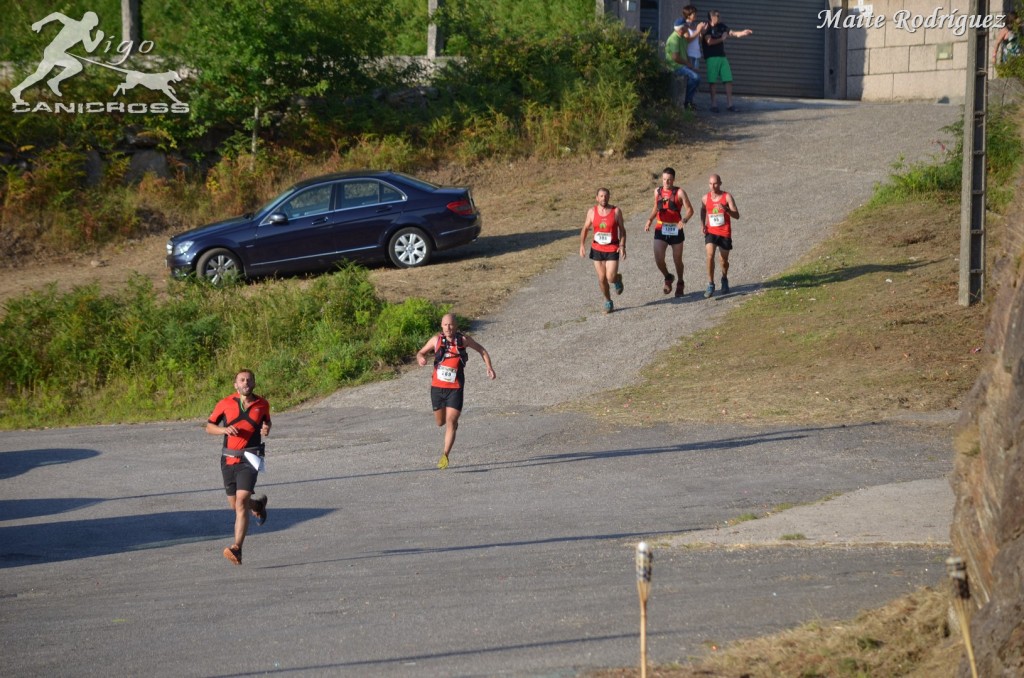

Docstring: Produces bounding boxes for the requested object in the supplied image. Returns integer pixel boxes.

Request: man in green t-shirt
[665,18,700,111]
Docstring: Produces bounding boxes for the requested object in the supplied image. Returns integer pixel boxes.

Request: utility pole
[121,0,142,53]
[427,0,444,59]
[960,0,988,306]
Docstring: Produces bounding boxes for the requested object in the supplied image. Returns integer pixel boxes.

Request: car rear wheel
[196,248,242,285]
[388,227,433,268]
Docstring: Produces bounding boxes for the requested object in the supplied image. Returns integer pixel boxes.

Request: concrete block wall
[840,0,1000,101]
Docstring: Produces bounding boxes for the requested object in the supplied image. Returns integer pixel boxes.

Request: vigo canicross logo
[9,10,188,114]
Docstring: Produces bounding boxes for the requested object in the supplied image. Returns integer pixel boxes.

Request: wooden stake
[636,542,653,678]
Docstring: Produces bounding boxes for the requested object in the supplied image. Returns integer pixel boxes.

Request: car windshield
[254,187,297,218]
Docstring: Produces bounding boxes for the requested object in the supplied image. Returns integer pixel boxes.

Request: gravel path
[322,99,960,414]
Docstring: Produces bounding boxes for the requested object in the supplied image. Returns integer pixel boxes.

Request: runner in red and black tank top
[655,186,683,228]
[644,167,694,297]
[430,332,467,389]
[703,191,732,239]
[417,313,497,470]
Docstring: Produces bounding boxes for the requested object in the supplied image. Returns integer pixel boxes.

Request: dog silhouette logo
[10,10,188,113]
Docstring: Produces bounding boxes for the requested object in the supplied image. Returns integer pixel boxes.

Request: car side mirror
[267,213,288,225]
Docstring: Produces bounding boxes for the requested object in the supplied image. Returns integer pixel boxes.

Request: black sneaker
[721,276,730,294]
[251,494,268,526]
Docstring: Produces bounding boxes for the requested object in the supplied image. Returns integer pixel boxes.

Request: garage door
[668,0,828,98]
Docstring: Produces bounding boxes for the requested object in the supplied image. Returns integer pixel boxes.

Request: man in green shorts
[702,10,753,113]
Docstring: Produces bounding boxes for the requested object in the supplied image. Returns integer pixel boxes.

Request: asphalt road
[0,97,962,677]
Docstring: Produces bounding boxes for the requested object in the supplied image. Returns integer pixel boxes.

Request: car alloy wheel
[388,227,432,268]
[196,248,242,285]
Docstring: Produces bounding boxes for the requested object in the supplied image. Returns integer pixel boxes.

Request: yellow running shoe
[437,454,449,469]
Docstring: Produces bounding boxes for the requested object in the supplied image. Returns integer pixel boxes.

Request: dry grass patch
[585,585,965,677]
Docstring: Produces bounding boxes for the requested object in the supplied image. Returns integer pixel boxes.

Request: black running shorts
[221,457,258,495]
[704,234,733,250]
[431,386,464,412]
[653,228,685,245]
[589,249,620,261]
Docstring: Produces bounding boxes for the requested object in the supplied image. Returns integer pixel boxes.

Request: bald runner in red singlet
[700,173,741,298]
[416,314,496,469]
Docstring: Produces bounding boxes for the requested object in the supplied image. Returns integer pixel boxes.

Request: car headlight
[170,240,194,256]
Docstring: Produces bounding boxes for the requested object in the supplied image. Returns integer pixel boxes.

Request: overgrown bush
[869,106,1024,209]
[0,265,444,428]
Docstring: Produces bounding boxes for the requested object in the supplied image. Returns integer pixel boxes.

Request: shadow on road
[0,448,100,480]
[207,630,679,676]
[0,507,333,568]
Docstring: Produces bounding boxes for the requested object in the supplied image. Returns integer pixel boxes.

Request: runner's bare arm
[680,190,695,223]
[644,190,659,231]
[463,336,496,379]
[416,337,436,367]
[615,207,626,259]
[726,193,740,219]
[580,207,594,257]
[206,422,237,436]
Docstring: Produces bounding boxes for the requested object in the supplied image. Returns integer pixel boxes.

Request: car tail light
[446,199,475,216]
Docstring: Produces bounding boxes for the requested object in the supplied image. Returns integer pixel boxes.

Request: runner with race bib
[416,313,497,469]
[644,167,694,298]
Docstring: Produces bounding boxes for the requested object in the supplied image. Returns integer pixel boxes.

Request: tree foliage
[180,0,388,140]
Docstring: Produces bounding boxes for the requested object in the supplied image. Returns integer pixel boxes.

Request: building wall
[836,0,982,102]
[629,0,1010,102]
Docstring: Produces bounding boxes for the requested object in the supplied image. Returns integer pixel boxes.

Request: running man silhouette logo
[10,10,188,114]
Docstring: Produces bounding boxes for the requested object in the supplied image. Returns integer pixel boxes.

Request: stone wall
[840,0,973,101]
[951,179,1024,675]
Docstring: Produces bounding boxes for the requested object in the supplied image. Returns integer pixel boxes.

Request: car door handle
[312,216,329,225]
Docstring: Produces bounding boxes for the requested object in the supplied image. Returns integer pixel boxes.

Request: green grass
[727,512,760,526]
[0,264,444,429]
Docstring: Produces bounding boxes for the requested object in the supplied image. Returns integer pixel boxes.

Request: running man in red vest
[207,369,271,565]
[416,314,496,469]
[580,187,627,314]
[700,173,741,298]
[644,167,694,297]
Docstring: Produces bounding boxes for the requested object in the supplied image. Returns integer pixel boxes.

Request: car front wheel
[196,248,242,285]
[388,227,433,268]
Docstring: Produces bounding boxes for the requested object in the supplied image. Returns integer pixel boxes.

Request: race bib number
[709,213,726,228]
[436,365,458,383]
[594,231,612,245]
[660,223,679,236]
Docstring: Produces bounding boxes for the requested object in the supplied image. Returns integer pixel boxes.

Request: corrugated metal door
[640,0,660,47]
[677,0,827,98]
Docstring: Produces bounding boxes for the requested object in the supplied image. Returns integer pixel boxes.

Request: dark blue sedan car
[166,170,481,283]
